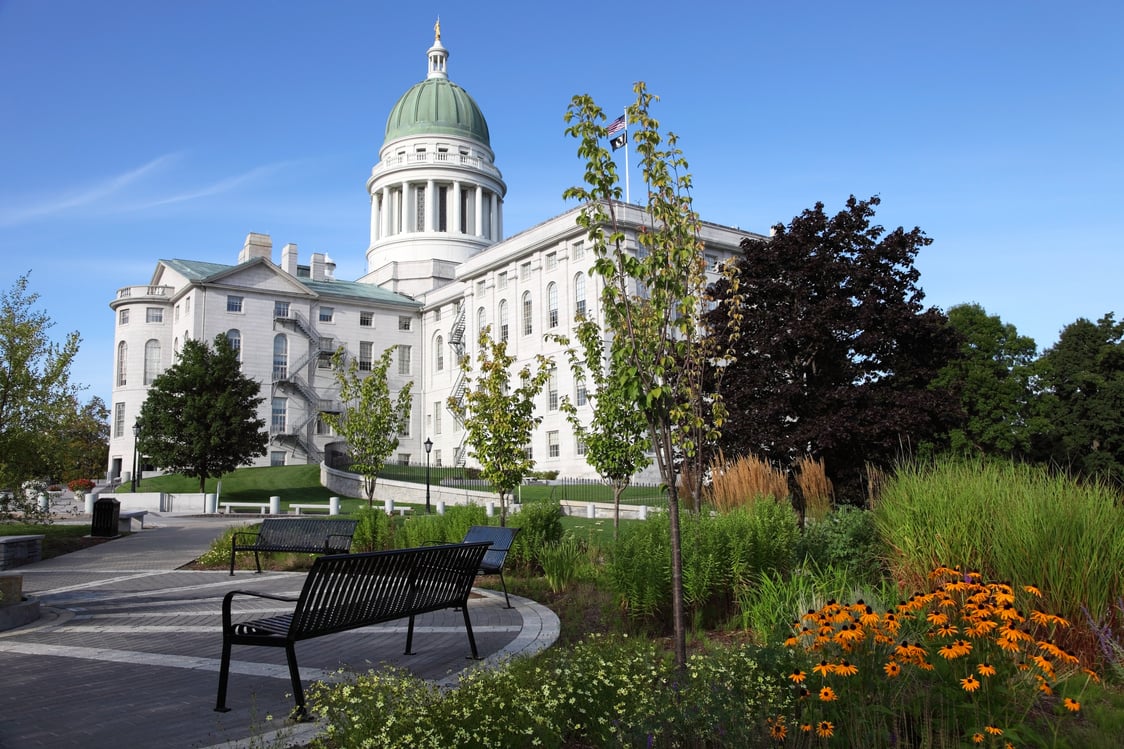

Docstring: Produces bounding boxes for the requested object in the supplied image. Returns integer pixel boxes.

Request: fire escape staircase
[271,309,338,464]
[447,303,469,466]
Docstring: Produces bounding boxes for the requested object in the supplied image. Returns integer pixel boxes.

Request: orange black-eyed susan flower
[985,725,1003,735]
[883,661,901,678]
[789,669,806,684]
[813,660,833,677]
[960,675,981,692]
[800,724,812,733]
[1063,697,1081,712]
[819,686,838,702]
[767,715,788,740]
[971,733,985,744]
[977,662,997,677]
[1023,584,1043,597]
[835,660,858,677]
[816,721,834,738]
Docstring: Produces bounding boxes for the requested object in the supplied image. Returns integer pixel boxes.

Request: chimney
[238,232,272,263]
[281,243,299,275]
[311,252,326,281]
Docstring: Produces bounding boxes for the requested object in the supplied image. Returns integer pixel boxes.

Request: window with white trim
[116,341,128,386]
[114,402,125,438]
[498,300,509,342]
[319,306,334,323]
[547,283,559,328]
[119,309,129,325]
[522,292,533,336]
[360,311,373,327]
[574,273,587,319]
[144,339,162,384]
[359,341,373,371]
[398,316,412,331]
[398,345,412,375]
[146,308,163,323]
[227,295,243,313]
[435,335,445,371]
[547,430,560,458]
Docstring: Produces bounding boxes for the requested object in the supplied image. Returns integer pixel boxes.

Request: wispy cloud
[0,155,292,226]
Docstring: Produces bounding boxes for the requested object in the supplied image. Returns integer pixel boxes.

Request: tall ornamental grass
[704,452,789,512]
[874,459,1124,655]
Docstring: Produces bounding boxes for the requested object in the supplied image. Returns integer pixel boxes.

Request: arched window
[435,334,445,371]
[498,300,509,342]
[273,334,288,379]
[574,273,587,319]
[522,292,533,336]
[116,341,128,386]
[226,329,241,365]
[477,307,487,338]
[547,283,559,329]
[143,340,162,385]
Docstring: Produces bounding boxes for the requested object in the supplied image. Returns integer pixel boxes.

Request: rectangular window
[520,262,531,280]
[705,253,719,271]
[572,241,584,260]
[316,415,334,436]
[227,295,243,313]
[146,307,163,323]
[547,430,560,458]
[434,306,443,322]
[548,368,559,410]
[398,419,411,438]
[114,402,125,439]
[119,309,129,325]
[174,305,180,322]
[397,453,411,465]
[274,301,290,318]
[398,344,412,375]
[270,451,287,467]
[271,398,287,432]
[476,280,486,296]
[319,306,334,323]
[359,341,373,372]
[576,438,588,456]
[434,402,443,435]
[545,252,557,271]
[318,337,334,368]
[360,311,374,327]
[576,380,588,407]
[398,316,412,331]
[434,449,443,467]
[497,271,508,290]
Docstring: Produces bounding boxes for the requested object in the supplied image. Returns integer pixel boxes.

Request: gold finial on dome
[434,17,441,42]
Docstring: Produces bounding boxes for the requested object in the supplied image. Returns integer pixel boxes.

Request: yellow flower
[883,661,901,678]
[834,660,858,677]
[927,610,949,626]
[971,733,985,744]
[813,660,833,677]
[768,715,788,740]
[800,723,812,733]
[789,669,807,684]
[1063,697,1081,712]
[960,675,981,692]
[819,686,838,702]
[977,662,997,677]
[816,720,834,738]
[985,725,1003,736]
[1023,583,1043,597]
[936,623,959,638]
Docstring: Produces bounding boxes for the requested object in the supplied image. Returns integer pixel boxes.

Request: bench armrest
[221,589,299,629]
[231,530,260,546]
[324,532,353,550]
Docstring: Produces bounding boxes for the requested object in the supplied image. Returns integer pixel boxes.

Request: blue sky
[2,1,1121,407]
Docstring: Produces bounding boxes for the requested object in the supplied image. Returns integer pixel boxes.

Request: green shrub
[440,503,488,542]
[507,500,563,570]
[539,534,588,593]
[351,506,391,552]
[398,513,447,549]
[196,525,243,567]
[608,515,671,627]
[797,505,885,584]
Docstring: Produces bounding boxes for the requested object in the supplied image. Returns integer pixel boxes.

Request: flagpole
[623,108,630,205]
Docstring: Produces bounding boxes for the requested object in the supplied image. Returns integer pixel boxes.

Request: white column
[495,195,503,241]
[380,187,390,237]
[426,179,436,232]
[490,193,499,242]
[370,193,379,243]
[452,181,462,235]
[475,186,484,238]
[402,181,412,232]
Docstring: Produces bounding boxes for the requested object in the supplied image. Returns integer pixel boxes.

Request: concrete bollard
[84,495,95,514]
[38,494,49,512]
[269,496,281,515]
[586,502,596,519]
[329,496,340,515]
[639,505,648,521]
[486,501,495,517]
[436,500,446,515]
[384,497,394,515]
[205,493,218,514]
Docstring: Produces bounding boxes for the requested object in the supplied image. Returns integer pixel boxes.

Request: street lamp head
[424,437,433,454]
[133,420,141,438]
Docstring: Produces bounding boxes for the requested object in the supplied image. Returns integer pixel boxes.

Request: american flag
[607,115,626,136]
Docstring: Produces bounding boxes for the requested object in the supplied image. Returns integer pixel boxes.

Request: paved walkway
[0,514,559,749]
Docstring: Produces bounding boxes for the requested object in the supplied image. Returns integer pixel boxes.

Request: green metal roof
[159,258,420,308]
[384,78,490,146]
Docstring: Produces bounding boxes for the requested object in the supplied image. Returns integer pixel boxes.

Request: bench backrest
[288,541,492,640]
[462,525,519,573]
[257,518,356,551]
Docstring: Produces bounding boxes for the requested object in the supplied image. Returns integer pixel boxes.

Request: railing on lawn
[325,455,667,506]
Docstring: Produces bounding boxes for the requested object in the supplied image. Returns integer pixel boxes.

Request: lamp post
[131,420,141,493]
[423,437,433,514]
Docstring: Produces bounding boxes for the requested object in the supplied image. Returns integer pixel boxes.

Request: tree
[933,303,1039,458]
[138,334,267,493]
[707,196,960,501]
[564,84,740,668]
[447,327,551,526]
[554,320,650,536]
[1033,313,1124,483]
[0,274,81,521]
[322,346,413,505]
[53,395,110,483]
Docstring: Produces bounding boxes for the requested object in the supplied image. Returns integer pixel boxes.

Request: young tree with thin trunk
[448,327,551,526]
[138,335,267,493]
[323,346,413,506]
[564,83,741,668]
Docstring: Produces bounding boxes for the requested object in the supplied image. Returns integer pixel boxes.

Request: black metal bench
[463,525,520,608]
[229,518,357,575]
[215,541,493,718]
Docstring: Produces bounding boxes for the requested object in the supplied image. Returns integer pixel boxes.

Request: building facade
[106,28,760,483]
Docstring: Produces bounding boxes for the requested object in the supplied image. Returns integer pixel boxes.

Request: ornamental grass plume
[776,565,1099,747]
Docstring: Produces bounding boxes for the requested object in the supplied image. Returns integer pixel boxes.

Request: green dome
[384,78,490,147]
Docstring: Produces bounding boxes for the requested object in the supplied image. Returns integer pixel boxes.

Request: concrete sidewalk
[0,514,559,748]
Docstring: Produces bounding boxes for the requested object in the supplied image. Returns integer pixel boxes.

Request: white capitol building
[106,27,759,483]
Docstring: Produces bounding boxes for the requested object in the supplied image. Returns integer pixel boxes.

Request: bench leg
[498,570,513,609]
[404,614,415,655]
[229,545,236,576]
[215,636,233,712]
[285,642,311,722]
[253,550,262,574]
[462,606,481,660]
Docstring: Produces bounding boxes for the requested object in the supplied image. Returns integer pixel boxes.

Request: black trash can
[91,497,121,537]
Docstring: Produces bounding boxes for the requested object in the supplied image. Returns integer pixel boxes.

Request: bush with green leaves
[539,534,589,593]
[797,505,885,584]
[507,500,564,570]
[351,506,392,552]
[307,633,794,748]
